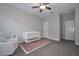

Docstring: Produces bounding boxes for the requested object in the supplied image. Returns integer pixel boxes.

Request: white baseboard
[47,37,60,41]
[75,42,79,45]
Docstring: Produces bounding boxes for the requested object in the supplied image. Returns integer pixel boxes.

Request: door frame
[43,21,49,38]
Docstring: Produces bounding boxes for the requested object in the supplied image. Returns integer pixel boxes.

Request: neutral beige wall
[61,10,75,39]
[0,4,43,42]
[43,12,60,41]
[75,7,79,45]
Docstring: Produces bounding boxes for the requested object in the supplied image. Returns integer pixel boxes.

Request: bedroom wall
[0,4,43,42]
[75,7,79,45]
[61,9,75,40]
[43,12,60,41]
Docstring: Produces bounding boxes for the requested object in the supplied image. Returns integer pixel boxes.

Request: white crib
[23,32,40,43]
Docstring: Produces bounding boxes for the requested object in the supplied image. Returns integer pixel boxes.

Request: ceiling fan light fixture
[40,5,45,9]
[32,3,52,13]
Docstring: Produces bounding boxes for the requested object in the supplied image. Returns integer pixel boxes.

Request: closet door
[65,20,74,40]
[43,22,49,38]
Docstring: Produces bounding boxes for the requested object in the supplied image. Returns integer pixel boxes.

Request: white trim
[75,42,79,45]
[25,39,40,43]
[47,37,60,41]
[20,41,50,54]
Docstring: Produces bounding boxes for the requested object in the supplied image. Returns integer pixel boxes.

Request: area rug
[20,39,51,54]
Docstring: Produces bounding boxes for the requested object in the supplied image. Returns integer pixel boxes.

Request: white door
[65,20,74,40]
[43,22,49,38]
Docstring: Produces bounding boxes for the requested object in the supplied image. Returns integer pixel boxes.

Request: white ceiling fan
[32,3,52,13]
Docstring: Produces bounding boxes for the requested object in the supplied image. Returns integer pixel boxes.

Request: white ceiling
[7,3,79,17]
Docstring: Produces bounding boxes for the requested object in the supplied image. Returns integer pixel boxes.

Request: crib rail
[23,32,40,43]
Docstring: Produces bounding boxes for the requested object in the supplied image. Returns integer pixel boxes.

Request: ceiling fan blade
[45,6,51,10]
[40,9,43,13]
[32,6,40,8]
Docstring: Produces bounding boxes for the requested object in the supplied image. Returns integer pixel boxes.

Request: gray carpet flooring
[12,39,79,56]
